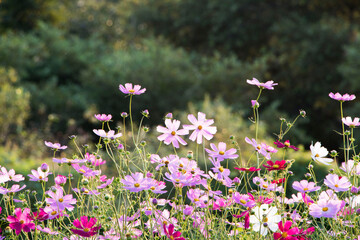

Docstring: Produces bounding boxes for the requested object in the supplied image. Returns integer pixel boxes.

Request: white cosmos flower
[310,142,333,165]
[249,204,281,236]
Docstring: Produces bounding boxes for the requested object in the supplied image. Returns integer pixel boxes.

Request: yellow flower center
[150,186,155,190]
[84,228,90,232]
[163,221,168,225]
[179,164,184,167]
[322,207,328,212]
[240,199,247,204]
[335,184,339,188]
[219,151,225,155]
[51,211,57,215]
[20,220,24,224]
[171,131,176,136]
[257,146,261,150]
[315,154,320,157]
[39,176,43,179]
[263,217,268,223]
[273,164,279,168]
[79,169,86,173]
[219,167,224,172]
[194,198,200,202]
[282,232,288,238]
[175,179,180,182]
[129,89,135,93]
[285,142,290,147]
[170,236,175,240]
[134,183,140,187]
[59,198,64,203]
[198,125,203,130]
[303,188,309,191]
[263,184,268,189]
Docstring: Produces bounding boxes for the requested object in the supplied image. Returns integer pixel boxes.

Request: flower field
[1,80,359,239]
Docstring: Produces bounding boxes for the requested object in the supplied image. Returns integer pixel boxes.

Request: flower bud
[152,198,158,205]
[165,113,173,119]
[142,109,150,118]
[81,178,89,185]
[305,173,312,179]
[251,100,260,108]
[329,169,334,173]
[330,150,338,158]
[187,151,193,159]
[143,126,149,132]
[300,110,306,118]
[140,140,146,146]
[288,171,294,176]
[40,163,49,172]
[345,130,351,136]
[121,112,128,118]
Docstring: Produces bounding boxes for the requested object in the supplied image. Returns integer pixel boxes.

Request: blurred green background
[1,0,359,179]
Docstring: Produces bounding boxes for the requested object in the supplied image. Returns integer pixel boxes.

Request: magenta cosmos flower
[342,116,360,128]
[206,142,238,161]
[292,180,320,193]
[94,114,112,122]
[274,140,299,151]
[263,160,287,171]
[119,83,146,95]
[7,208,35,235]
[247,78,278,90]
[234,166,261,172]
[183,112,217,144]
[329,92,356,102]
[163,224,186,240]
[324,174,351,192]
[71,216,101,237]
[157,119,189,148]
[273,221,299,240]
[44,141,67,150]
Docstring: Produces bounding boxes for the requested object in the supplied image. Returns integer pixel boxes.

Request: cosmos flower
[310,142,333,165]
[329,92,356,102]
[157,119,189,148]
[274,140,299,151]
[309,199,343,218]
[45,187,76,211]
[71,216,101,237]
[93,129,122,139]
[206,142,238,161]
[263,160,287,171]
[342,116,360,128]
[44,141,67,150]
[183,112,217,144]
[273,221,299,240]
[163,224,186,240]
[292,180,321,193]
[0,184,26,195]
[121,172,151,192]
[234,166,261,172]
[340,160,360,175]
[250,204,281,236]
[94,114,112,122]
[247,78,278,90]
[28,167,51,182]
[323,174,351,192]
[7,208,35,235]
[119,83,146,95]
[245,137,271,159]
[0,167,24,182]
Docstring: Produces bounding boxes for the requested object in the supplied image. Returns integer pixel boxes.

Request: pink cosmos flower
[44,141,67,150]
[71,216,101,237]
[28,167,51,182]
[206,142,238,161]
[340,160,360,175]
[0,167,24,182]
[29,208,49,222]
[84,153,106,166]
[94,114,112,122]
[233,192,256,208]
[93,129,122,139]
[183,112,217,144]
[234,166,261,172]
[342,116,360,128]
[36,226,59,235]
[187,189,209,208]
[292,180,320,193]
[7,208,35,235]
[148,179,167,194]
[97,176,114,189]
[274,140,299,151]
[251,100,260,108]
[157,119,189,148]
[263,160,287,171]
[45,187,76,211]
[119,83,146,95]
[121,172,150,192]
[247,78,278,90]
[245,137,271,159]
[163,224,186,240]
[324,174,351,192]
[273,221,299,240]
[309,199,343,218]
[209,158,232,187]
[329,92,356,102]
[72,164,101,178]
[0,184,26,195]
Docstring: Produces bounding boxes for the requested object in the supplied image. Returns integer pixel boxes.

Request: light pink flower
[45,188,76,211]
[342,116,360,128]
[183,112,217,144]
[121,172,150,192]
[44,141,67,150]
[119,83,146,95]
[324,174,351,192]
[247,78,278,90]
[93,129,122,139]
[292,180,320,193]
[72,164,101,178]
[157,119,189,148]
[329,92,356,101]
[309,199,343,218]
[0,167,24,182]
[245,137,271,159]
[0,184,26,195]
[94,114,112,122]
[206,142,238,161]
[28,167,51,182]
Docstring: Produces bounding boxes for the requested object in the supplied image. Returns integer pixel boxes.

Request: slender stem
[340,102,346,162]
